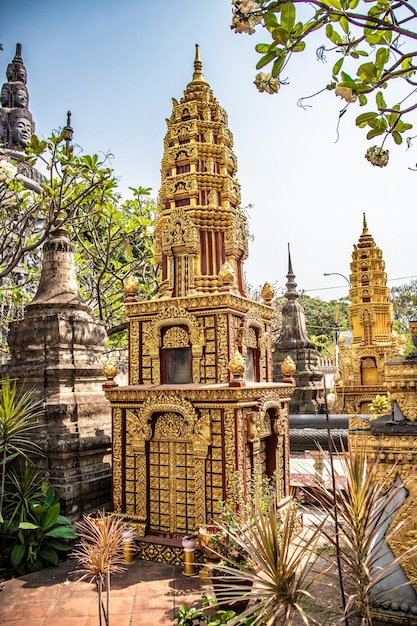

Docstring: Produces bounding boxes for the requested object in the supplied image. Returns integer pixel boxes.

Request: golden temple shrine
[339,213,400,413]
[104,46,294,563]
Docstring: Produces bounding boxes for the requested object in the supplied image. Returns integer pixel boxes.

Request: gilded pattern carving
[162,326,190,349]
[216,313,229,383]
[126,409,152,450]
[154,412,194,439]
[224,407,237,503]
[247,411,260,442]
[129,321,140,384]
[112,407,123,512]
[138,393,198,432]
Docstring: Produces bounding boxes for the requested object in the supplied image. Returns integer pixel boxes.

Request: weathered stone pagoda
[273,246,325,413]
[104,46,294,563]
[1,45,111,518]
[338,214,400,413]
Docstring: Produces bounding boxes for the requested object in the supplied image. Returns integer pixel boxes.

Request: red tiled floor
[0,558,206,625]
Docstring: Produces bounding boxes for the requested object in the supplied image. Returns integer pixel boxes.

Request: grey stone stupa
[4,227,112,518]
[273,246,325,413]
[1,45,112,518]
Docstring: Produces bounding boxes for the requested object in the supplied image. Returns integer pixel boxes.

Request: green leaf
[255,43,272,54]
[356,112,378,128]
[18,521,40,530]
[11,543,26,570]
[326,24,333,39]
[264,11,278,30]
[271,26,289,45]
[340,16,349,34]
[40,547,59,565]
[392,131,403,145]
[272,56,285,78]
[40,502,60,528]
[376,47,389,70]
[45,538,73,552]
[292,41,306,52]
[332,57,344,76]
[256,51,277,70]
[280,2,295,32]
[357,62,377,82]
[376,91,386,111]
[44,526,77,539]
[366,128,385,139]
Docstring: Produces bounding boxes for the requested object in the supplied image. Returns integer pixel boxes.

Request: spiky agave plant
[0,376,43,520]
[209,498,331,626]
[73,511,128,626]
[314,442,417,625]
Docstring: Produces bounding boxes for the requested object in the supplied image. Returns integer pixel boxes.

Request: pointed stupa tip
[191,43,206,83]
[287,243,293,274]
[14,43,23,60]
[285,243,298,299]
[363,212,368,233]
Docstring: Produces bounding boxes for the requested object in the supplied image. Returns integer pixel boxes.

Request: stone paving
[0,557,206,625]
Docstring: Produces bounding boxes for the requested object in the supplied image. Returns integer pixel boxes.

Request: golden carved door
[148,412,195,535]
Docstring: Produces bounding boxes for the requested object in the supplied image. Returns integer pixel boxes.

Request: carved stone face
[13,86,28,108]
[0,84,10,108]
[11,117,32,146]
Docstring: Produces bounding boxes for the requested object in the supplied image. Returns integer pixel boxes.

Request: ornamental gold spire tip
[363,212,368,234]
[192,43,206,83]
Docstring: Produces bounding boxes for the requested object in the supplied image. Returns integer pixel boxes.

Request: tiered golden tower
[104,46,294,563]
[339,214,399,412]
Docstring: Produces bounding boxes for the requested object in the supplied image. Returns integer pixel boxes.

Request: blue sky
[2,0,417,302]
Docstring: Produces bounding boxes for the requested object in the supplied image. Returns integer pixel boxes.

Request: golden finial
[192,44,206,83]
[261,282,275,304]
[124,275,139,300]
[281,355,296,383]
[228,350,246,387]
[102,357,118,389]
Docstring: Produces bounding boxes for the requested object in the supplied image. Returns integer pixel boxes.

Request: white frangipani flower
[335,85,357,103]
[254,72,280,95]
[0,159,18,183]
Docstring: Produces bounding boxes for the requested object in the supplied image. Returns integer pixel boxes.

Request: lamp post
[323,272,351,289]
[323,272,351,386]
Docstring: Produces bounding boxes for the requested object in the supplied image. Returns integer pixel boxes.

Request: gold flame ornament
[218,261,235,285]
[281,355,296,378]
[124,275,139,299]
[228,350,245,379]
[261,282,274,304]
[103,357,118,381]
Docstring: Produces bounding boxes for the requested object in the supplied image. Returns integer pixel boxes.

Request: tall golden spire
[191,43,206,83]
[156,47,247,298]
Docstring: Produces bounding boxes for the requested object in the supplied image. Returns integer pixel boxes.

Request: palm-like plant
[73,511,128,626]
[0,377,43,519]
[209,498,330,625]
[314,442,417,625]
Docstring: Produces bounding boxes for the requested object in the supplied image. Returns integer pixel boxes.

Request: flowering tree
[231,0,417,166]
[0,134,156,353]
